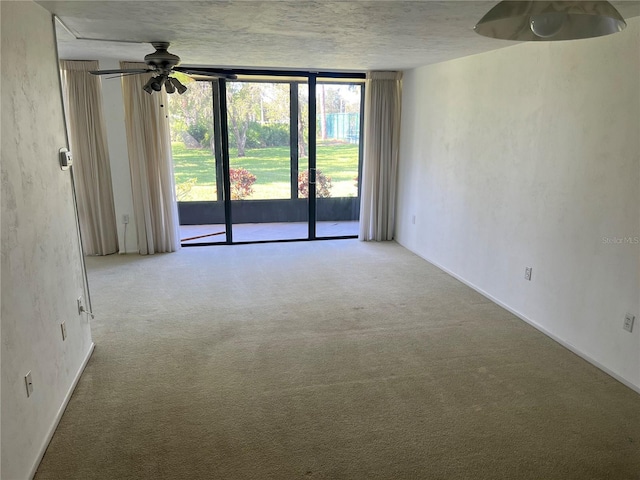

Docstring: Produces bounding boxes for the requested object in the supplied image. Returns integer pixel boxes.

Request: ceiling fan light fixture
[150,76,164,92]
[165,78,176,94]
[143,77,155,94]
[474,1,626,41]
[170,77,188,95]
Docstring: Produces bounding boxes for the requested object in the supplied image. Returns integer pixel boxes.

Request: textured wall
[396,18,640,390]
[1,2,94,478]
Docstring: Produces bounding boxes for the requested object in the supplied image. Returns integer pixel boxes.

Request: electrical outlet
[25,371,34,397]
[524,267,532,281]
[77,296,84,315]
[623,313,635,333]
[122,214,130,224]
[61,321,67,341]
[411,215,416,225]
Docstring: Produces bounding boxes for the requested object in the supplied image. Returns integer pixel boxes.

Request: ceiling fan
[89,42,236,95]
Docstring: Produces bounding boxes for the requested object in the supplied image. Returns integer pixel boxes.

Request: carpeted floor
[35,240,640,480]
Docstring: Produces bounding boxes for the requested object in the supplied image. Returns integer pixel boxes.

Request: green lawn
[172,141,359,201]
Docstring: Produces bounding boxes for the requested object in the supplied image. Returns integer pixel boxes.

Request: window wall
[168,71,364,245]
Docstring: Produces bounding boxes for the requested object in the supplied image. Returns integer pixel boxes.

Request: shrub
[298,169,332,198]
[245,122,262,149]
[229,168,257,200]
[187,122,211,148]
[228,122,290,150]
[261,123,289,147]
[176,177,198,201]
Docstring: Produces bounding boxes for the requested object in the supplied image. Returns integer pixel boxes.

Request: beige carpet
[35,240,640,480]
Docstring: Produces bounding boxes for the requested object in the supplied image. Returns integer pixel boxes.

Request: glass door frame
[308,73,317,240]
[181,69,365,246]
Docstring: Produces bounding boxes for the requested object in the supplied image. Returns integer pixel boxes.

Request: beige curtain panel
[121,62,180,254]
[359,71,403,241]
[60,60,118,255]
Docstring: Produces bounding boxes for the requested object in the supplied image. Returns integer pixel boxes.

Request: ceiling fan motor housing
[145,42,181,73]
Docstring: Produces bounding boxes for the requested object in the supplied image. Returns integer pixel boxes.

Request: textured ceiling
[38,1,640,72]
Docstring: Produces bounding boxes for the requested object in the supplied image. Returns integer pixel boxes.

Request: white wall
[98,59,138,253]
[396,18,640,391]
[1,2,95,478]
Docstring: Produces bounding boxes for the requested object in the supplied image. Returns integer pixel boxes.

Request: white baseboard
[29,342,96,479]
[398,243,640,396]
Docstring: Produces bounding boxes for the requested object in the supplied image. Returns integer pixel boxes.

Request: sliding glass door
[168,80,227,244]
[315,81,363,238]
[169,71,364,245]
[226,80,308,242]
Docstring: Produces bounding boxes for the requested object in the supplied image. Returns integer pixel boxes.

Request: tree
[262,83,290,124]
[319,84,327,140]
[297,103,307,158]
[227,83,291,157]
[297,85,308,158]
[167,79,214,149]
[226,83,262,157]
